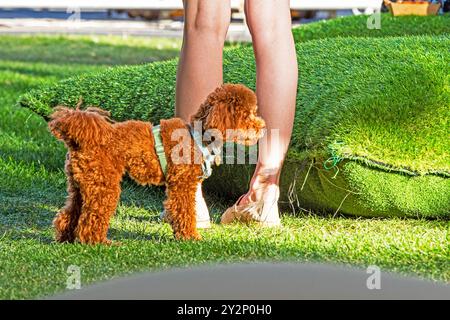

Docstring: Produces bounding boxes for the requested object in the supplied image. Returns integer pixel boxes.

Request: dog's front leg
[164,180,201,240]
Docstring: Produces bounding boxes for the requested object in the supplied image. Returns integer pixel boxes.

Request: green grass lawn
[0,34,448,300]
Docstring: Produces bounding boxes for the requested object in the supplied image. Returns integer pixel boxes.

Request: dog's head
[191,84,266,145]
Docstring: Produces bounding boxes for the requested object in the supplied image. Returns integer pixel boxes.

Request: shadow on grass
[5,229,55,244]
[0,176,172,243]
[108,226,171,242]
[0,146,65,173]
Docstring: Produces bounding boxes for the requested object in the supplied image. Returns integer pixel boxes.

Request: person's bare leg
[176,0,231,121]
[225,0,297,225]
[174,0,230,227]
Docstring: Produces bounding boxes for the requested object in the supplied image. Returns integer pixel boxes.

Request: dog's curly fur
[49,84,265,243]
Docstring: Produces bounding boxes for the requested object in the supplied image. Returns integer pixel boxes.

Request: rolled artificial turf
[292,13,450,42]
[19,33,450,218]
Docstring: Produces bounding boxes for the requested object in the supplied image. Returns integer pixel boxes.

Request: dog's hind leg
[164,179,201,241]
[75,183,121,245]
[54,156,82,243]
[73,164,122,245]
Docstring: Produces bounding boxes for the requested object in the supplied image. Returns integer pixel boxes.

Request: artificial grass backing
[292,14,450,42]
[19,36,450,218]
[207,160,450,218]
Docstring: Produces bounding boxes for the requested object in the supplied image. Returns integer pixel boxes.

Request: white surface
[0,0,382,11]
[0,18,253,41]
[52,262,450,300]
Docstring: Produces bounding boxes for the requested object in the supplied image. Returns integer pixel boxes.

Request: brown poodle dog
[49,84,265,244]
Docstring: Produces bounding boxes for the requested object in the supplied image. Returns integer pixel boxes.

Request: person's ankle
[255,164,281,178]
[236,165,282,206]
[240,180,280,205]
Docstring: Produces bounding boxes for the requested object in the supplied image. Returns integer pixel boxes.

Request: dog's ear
[48,106,112,147]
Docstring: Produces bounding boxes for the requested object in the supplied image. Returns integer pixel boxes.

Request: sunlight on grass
[0,34,448,300]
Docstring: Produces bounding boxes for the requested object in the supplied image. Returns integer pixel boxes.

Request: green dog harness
[152,125,167,176]
[151,124,221,179]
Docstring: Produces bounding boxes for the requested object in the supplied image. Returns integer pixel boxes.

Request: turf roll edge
[292,14,450,42]
[19,36,450,218]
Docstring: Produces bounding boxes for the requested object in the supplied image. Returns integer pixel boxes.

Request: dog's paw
[175,232,202,241]
[104,239,122,246]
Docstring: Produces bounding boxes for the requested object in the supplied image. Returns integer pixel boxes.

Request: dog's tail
[48,106,114,147]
